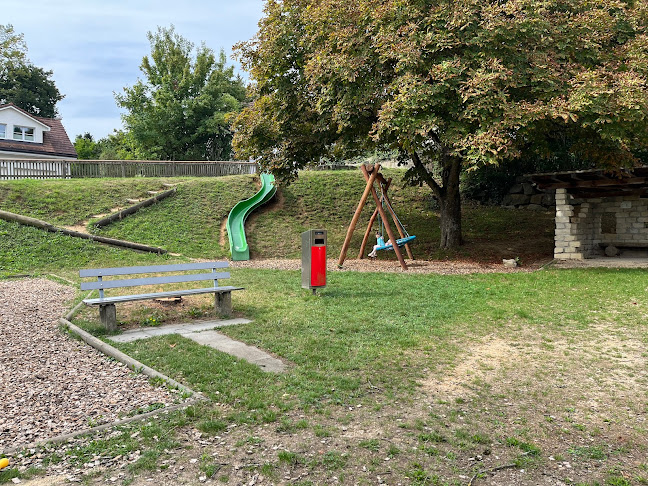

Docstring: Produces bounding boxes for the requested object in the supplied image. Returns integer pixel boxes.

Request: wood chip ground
[0,278,182,451]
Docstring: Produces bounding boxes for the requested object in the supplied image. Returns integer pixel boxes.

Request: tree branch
[467,463,517,486]
[410,150,443,199]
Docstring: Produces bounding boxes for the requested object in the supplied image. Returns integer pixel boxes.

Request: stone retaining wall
[501,179,555,210]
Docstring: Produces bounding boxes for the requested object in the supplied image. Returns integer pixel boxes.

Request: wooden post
[338,164,381,267]
[383,192,414,260]
[359,207,380,259]
[367,175,407,270]
[0,209,167,254]
[99,304,117,332]
[358,178,391,259]
[93,188,176,228]
[215,291,232,316]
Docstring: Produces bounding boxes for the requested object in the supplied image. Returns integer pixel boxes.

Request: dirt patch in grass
[219,217,228,248]
[423,337,520,399]
[63,223,90,234]
[61,206,126,234]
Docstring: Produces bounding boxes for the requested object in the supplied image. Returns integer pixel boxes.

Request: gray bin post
[301,229,327,292]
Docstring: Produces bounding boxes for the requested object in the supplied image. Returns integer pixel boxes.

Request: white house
[0,103,77,179]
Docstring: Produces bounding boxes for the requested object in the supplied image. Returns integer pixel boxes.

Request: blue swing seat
[376,235,416,252]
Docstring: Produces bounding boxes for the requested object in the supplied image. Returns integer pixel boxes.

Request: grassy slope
[250,170,554,261]
[0,220,169,277]
[94,177,258,258]
[0,170,554,263]
[0,178,194,226]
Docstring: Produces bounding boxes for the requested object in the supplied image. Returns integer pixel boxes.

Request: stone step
[108,318,251,343]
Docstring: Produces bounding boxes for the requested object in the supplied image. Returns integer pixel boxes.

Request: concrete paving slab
[106,318,286,373]
[188,330,286,373]
[108,318,252,343]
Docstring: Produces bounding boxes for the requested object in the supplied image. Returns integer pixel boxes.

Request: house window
[0,124,5,138]
[13,125,35,142]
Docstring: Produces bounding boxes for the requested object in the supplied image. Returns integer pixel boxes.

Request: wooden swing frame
[338,164,414,271]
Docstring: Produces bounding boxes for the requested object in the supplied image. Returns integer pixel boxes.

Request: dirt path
[230,257,546,274]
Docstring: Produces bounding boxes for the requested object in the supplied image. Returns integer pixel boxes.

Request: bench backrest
[80,262,230,298]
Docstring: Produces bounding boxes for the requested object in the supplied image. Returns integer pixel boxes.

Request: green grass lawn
[105,266,648,413]
[39,264,648,485]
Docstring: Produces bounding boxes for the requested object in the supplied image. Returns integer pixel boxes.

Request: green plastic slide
[226,172,276,261]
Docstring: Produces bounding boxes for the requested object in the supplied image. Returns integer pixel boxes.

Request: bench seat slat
[80,272,230,291]
[83,286,243,305]
[598,242,648,249]
[79,261,229,278]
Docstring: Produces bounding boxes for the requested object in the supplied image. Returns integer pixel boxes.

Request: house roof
[529,166,648,198]
[0,103,77,158]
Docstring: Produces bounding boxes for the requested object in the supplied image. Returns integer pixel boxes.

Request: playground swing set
[338,163,416,271]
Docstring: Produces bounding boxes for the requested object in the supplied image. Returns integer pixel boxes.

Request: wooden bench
[598,242,648,249]
[80,262,243,332]
[598,241,648,256]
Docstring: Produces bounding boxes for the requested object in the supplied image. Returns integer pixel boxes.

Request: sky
[3,0,265,140]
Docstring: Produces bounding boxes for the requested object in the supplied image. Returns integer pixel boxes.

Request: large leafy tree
[0,24,63,117]
[0,63,63,118]
[0,24,27,65]
[116,26,247,161]
[233,0,648,248]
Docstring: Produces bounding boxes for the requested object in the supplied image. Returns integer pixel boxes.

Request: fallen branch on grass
[467,463,517,486]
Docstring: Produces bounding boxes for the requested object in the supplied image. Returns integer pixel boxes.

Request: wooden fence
[0,159,72,180]
[0,159,258,180]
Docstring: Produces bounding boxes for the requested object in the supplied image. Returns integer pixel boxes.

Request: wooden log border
[0,210,167,254]
[93,188,176,228]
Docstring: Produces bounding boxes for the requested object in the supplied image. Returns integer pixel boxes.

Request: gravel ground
[230,257,540,274]
[0,278,182,451]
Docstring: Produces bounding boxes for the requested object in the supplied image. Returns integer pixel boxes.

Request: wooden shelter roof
[529,166,648,199]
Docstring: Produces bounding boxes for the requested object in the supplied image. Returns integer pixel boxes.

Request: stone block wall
[591,197,648,246]
[553,188,648,259]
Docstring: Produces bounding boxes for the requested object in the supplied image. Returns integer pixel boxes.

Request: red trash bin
[301,229,326,291]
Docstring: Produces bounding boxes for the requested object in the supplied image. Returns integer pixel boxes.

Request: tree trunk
[438,157,462,248]
[410,150,463,249]
[438,181,462,248]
